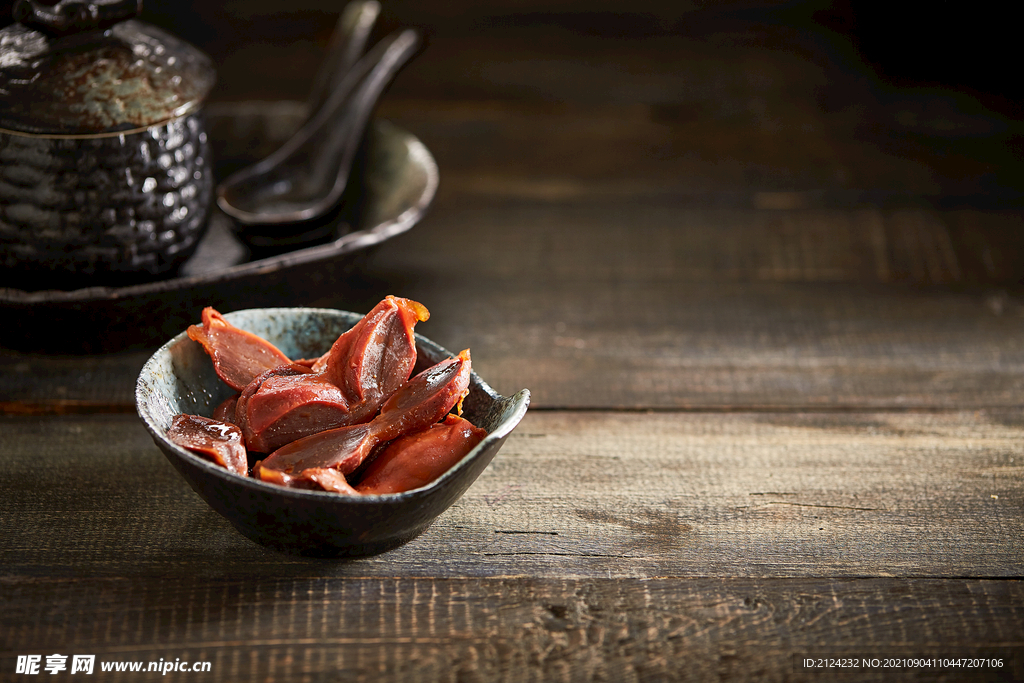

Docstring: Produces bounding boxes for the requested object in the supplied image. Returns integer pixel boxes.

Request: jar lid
[0,0,215,136]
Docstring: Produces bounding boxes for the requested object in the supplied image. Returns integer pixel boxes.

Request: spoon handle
[215,28,421,226]
[305,1,381,121]
[311,28,421,197]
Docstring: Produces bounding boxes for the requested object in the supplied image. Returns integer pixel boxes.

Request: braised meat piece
[167,414,248,477]
[236,296,429,453]
[256,350,472,492]
[187,307,293,392]
[212,394,240,424]
[355,414,487,494]
[170,297,488,496]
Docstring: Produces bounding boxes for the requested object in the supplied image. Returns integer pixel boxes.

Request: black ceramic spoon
[216,28,420,229]
[304,1,381,122]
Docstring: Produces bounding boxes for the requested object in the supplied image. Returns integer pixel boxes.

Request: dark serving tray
[1,105,438,353]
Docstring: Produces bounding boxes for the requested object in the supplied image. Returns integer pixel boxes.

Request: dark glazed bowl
[135,307,530,557]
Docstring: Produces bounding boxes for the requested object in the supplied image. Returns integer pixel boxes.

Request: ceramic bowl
[135,307,529,557]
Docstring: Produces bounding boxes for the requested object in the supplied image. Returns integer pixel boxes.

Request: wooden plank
[362,202,1024,286]
[209,92,1002,205]
[4,195,1024,409]
[179,0,1022,203]
[376,98,942,203]
[2,411,1020,578]
[344,205,1024,408]
[205,89,1000,210]
[0,350,150,411]
[1,575,1020,682]
[4,273,1024,411]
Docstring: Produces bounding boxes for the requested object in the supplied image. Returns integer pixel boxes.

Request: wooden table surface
[2,2,1023,681]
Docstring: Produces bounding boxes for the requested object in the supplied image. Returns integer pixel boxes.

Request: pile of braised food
[167,296,487,494]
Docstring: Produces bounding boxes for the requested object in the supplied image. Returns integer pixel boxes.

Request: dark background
[2,0,1018,115]
[3,0,1022,207]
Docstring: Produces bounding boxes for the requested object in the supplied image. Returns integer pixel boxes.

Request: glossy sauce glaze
[166,297,487,495]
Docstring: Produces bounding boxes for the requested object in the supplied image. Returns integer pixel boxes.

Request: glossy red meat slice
[234,363,316,450]
[212,394,240,424]
[256,350,473,489]
[356,414,487,494]
[187,307,292,392]
[167,414,248,477]
[257,466,359,494]
[237,296,429,453]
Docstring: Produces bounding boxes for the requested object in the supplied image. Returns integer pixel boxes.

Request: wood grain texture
[324,204,1024,409]
[4,200,1024,409]
[129,0,1022,204]
[2,411,1020,579]
[196,2,1023,205]
[1,575,1020,682]
[1,5,1020,680]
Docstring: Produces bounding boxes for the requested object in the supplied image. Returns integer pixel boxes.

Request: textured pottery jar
[0,0,216,288]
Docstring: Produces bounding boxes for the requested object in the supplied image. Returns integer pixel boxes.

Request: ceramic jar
[0,0,216,288]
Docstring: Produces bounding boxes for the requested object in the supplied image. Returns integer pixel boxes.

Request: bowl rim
[136,306,530,503]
